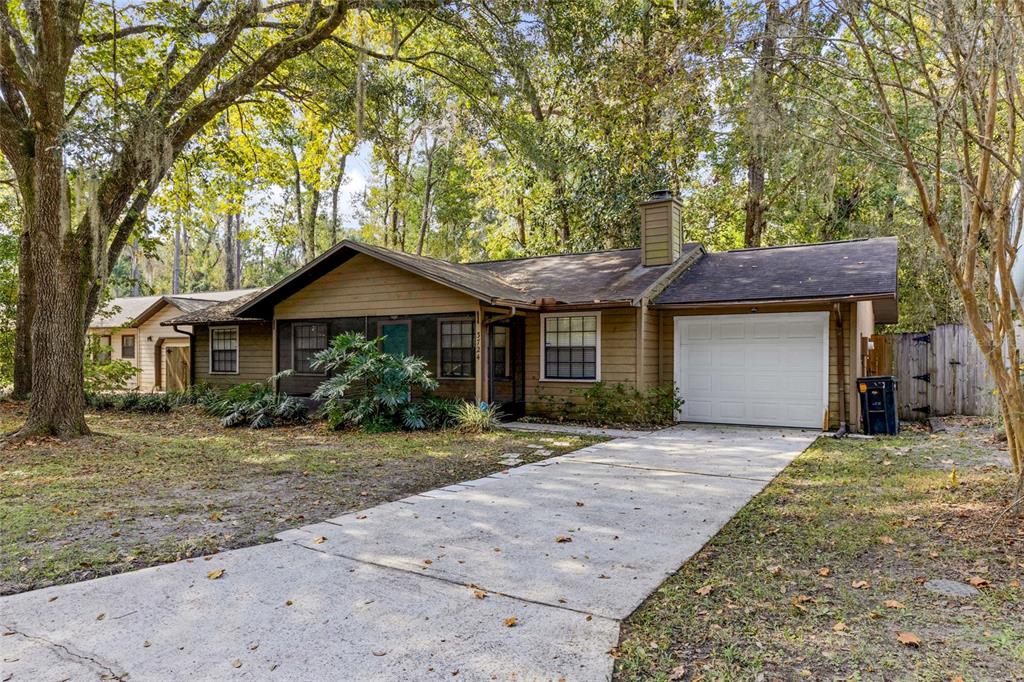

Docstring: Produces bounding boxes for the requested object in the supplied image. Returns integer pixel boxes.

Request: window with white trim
[541,313,599,380]
[439,319,474,378]
[210,327,238,374]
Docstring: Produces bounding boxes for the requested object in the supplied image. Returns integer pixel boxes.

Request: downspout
[833,304,848,438]
[172,324,196,388]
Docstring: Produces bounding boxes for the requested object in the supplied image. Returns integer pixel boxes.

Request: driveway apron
[0,424,817,681]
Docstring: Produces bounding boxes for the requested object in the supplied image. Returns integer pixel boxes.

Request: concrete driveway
[0,424,817,681]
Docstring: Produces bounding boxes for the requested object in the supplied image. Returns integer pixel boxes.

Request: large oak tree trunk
[21,129,89,438]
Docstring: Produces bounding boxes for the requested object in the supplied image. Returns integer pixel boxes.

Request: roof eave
[651,292,897,309]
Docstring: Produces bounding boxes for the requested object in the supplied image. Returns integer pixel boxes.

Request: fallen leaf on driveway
[231,659,242,668]
[207,569,225,580]
[851,580,870,589]
[313,536,327,544]
[575,501,584,507]
[504,617,518,627]
[695,585,713,596]
[555,535,573,543]
[967,576,990,588]
[896,631,921,647]
[818,567,831,577]
[96,613,105,621]
[372,650,387,656]
[884,599,906,609]
[473,590,486,599]
[356,515,367,520]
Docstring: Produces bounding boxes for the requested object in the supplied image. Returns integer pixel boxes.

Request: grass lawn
[615,419,1023,681]
[0,402,602,596]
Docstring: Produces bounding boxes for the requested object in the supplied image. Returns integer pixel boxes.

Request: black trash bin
[857,376,899,435]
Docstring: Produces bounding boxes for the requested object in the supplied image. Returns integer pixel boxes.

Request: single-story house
[155,190,898,431]
[87,288,260,392]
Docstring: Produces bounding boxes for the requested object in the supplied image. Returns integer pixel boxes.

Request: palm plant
[310,332,439,431]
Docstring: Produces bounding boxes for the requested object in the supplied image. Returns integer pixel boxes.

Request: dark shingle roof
[466,245,702,304]
[655,237,897,306]
[90,289,261,328]
[162,289,268,325]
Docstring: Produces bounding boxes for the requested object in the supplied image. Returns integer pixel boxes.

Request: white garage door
[673,312,828,428]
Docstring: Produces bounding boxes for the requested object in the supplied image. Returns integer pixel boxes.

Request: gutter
[650,292,896,309]
[171,324,196,388]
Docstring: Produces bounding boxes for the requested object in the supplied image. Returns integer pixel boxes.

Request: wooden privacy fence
[866,324,1021,421]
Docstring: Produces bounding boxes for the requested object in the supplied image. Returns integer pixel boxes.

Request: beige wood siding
[640,305,660,389]
[194,321,274,388]
[274,253,478,320]
[658,302,857,431]
[89,304,192,392]
[640,201,682,266]
[524,307,639,416]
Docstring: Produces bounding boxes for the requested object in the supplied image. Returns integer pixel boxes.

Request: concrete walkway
[0,424,817,681]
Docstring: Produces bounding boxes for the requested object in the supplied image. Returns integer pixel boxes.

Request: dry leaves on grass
[896,631,922,647]
[695,584,713,596]
[884,599,906,609]
[967,576,991,588]
[767,565,782,576]
[851,580,870,589]
[833,622,848,632]
[878,535,895,545]
[818,567,831,577]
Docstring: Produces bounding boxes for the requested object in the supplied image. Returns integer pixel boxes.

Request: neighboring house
[88,289,260,392]
[160,191,898,431]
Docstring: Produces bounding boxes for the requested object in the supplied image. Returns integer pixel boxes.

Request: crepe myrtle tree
[0,0,438,440]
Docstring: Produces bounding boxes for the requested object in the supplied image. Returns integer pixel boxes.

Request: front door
[488,318,525,418]
[378,321,411,357]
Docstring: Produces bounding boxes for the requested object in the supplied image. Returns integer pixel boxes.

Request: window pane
[210,329,238,372]
[542,315,598,380]
[440,320,474,378]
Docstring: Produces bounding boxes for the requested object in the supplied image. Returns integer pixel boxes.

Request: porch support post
[474,304,488,404]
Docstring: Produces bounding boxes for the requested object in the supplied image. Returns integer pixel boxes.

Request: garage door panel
[716,401,747,420]
[675,312,826,429]
[719,322,746,339]
[719,348,746,367]
[686,323,713,341]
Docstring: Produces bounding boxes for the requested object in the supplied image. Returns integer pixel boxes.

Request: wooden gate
[873,324,1019,420]
[165,346,190,393]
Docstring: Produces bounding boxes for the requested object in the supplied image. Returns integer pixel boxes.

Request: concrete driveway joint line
[0,423,816,681]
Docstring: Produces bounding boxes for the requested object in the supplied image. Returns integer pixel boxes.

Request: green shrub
[203,373,307,429]
[575,381,683,427]
[310,332,438,431]
[416,396,465,430]
[455,401,505,433]
[83,358,140,393]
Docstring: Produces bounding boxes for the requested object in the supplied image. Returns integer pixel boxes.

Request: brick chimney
[639,189,684,266]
